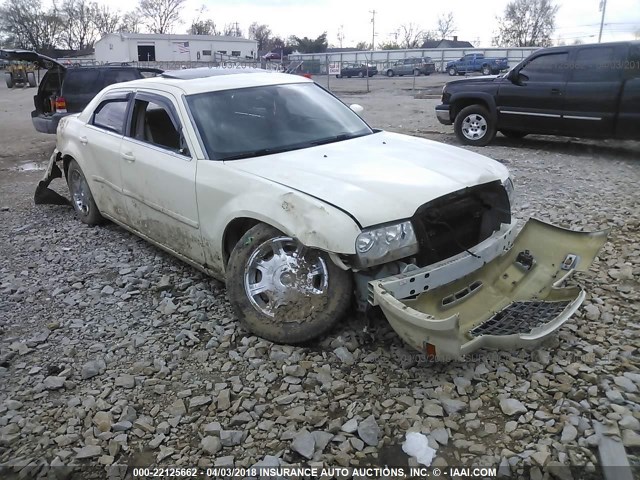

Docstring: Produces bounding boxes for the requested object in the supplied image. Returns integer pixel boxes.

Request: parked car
[36,67,608,359]
[385,57,435,77]
[0,49,162,134]
[436,41,640,146]
[446,53,509,76]
[337,63,378,78]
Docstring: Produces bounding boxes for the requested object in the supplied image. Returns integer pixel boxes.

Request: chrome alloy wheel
[461,113,488,140]
[70,169,90,215]
[243,237,329,318]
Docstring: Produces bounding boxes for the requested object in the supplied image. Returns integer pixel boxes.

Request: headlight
[355,221,419,268]
[503,177,515,204]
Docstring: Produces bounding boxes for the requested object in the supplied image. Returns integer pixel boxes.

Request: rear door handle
[550,88,562,95]
[79,136,88,145]
[121,152,135,162]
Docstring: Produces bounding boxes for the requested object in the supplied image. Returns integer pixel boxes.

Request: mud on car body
[36,67,609,359]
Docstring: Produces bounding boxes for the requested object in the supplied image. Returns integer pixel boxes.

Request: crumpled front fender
[371,219,610,359]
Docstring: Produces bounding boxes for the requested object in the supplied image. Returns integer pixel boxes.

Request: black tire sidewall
[67,160,103,225]
[454,105,496,146]
[226,223,352,344]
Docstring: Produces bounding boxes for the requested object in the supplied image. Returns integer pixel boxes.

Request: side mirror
[350,104,364,114]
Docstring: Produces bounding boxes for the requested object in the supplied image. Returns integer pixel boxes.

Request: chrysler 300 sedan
[36,67,608,359]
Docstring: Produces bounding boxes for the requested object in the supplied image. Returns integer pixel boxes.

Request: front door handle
[121,152,135,163]
[79,136,88,145]
[550,88,562,95]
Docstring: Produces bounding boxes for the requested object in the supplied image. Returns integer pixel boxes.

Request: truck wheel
[358,71,364,78]
[5,73,13,88]
[226,223,352,344]
[481,65,491,75]
[500,129,528,139]
[386,69,394,77]
[448,67,457,76]
[27,72,36,87]
[67,159,104,226]
[454,105,496,146]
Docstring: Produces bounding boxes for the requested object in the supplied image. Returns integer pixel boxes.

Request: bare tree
[355,41,371,50]
[60,0,101,50]
[223,22,242,37]
[137,0,185,34]
[0,0,63,50]
[93,5,120,36]
[436,12,456,40]
[378,40,400,50]
[493,0,558,47]
[119,11,142,33]
[398,23,424,49]
[248,22,271,51]
[189,20,217,35]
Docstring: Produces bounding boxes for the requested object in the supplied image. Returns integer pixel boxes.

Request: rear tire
[27,72,36,87]
[454,105,496,146]
[5,73,13,88]
[67,160,104,226]
[481,65,491,76]
[358,71,364,78]
[414,69,420,76]
[226,223,352,344]
[500,129,528,139]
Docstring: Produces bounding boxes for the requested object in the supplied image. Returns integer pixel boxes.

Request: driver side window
[520,52,568,82]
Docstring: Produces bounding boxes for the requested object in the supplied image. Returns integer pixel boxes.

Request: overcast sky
[107,0,639,46]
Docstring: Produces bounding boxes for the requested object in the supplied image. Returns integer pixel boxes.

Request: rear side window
[520,52,569,82]
[102,69,139,86]
[130,99,183,153]
[92,99,128,134]
[570,46,620,82]
[62,69,101,95]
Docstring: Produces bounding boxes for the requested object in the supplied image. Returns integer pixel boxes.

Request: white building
[95,33,258,63]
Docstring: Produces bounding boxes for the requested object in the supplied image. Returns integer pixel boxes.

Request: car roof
[102,69,312,96]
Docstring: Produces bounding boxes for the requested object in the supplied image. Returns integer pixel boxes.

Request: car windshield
[186,82,373,160]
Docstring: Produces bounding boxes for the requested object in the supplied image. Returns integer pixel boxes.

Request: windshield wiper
[310,132,368,146]
[221,147,285,161]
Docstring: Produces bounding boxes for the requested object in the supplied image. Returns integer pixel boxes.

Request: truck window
[520,52,568,82]
[569,46,620,82]
[62,69,101,95]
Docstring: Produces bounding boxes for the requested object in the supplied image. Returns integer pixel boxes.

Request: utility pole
[370,9,376,51]
[598,0,607,43]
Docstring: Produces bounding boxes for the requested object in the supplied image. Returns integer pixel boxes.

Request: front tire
[5,73,13,88]
[27,72,36,87]
[386,69,394,77]
[414,69,420,76]
[358,71,364,78]
[448,67,457,76]
[67,159,104,225]
[454,105,496,146]
[227,223,352,344]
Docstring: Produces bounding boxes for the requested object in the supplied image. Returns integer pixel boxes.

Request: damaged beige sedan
[36,68,609,359]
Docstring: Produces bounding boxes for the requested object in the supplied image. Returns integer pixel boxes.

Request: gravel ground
[0,78,639,479]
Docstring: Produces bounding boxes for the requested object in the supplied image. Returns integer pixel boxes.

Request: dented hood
[227,131,509,227]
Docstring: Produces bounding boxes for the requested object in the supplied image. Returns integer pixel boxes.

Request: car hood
[446,75,501,85]
[0,49,64,69]
[227,131,509,227]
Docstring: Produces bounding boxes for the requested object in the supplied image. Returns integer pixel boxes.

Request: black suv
[0,50,162,134]
[435,41,640,146]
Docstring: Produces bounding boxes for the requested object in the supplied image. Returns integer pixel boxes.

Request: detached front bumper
[370,219,609,359]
